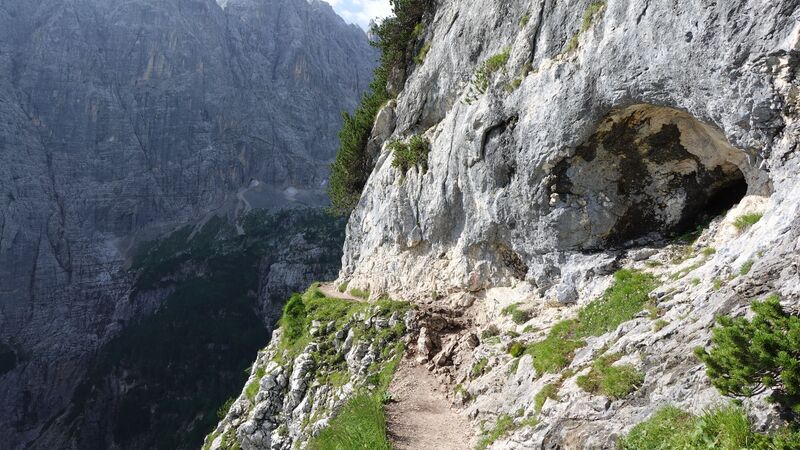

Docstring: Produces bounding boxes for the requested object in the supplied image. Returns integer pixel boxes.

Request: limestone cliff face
[0,0,375,447]
[337,0,800,447]
[342,0,796,297]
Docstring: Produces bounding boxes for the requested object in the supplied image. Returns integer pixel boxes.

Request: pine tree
[696,295,800,420]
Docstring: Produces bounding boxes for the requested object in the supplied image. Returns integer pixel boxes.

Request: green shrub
[576,353,643,399]
[508,342,526,358]
[740,260,754,275]
[390,135,431,173]
[472,357,490,379]
[534,383,560,413]
[653,319,669,332]
[695,295,800,418]
[733,213,763,232]
[371,0,433,74]
[328,70,390,215]
[411,22,424,39]
[520,14,530,27]
[337,282,348,293]
[501,303,531,325]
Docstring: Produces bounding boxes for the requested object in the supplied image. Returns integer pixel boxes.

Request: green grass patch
[348,287,370,300]
[307,345,404,450]
[481,325,500,340]
[245,366,266,402]
[562,1,606,55]
[653,319,669,332]
[337,282,348,293]
[307,394,391,450]
[576,353,643,399]
[701,247,716,257]
[523,269,658,374]
[619,404,800,449]
[508,342,525,358]
[576,269,659,337]
[733,213,763,232]
[525,320,585,374]
[465,48,511,102]
[485,48,510,73]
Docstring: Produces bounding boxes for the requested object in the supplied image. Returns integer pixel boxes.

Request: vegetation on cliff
[329,0,433,214]
[696,294,800,420]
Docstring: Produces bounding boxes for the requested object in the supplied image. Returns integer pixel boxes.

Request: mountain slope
[0,0,376,447]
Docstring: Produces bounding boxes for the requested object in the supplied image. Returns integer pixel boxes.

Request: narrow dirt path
[317,282,360,301]
[386,357,474,450]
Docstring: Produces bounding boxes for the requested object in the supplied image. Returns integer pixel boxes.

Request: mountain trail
[317,282,361,301]
[386,357,474,450]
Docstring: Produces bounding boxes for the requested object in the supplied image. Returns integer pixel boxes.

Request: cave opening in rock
[552,104,757,250]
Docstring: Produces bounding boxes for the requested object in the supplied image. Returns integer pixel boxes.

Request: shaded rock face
[551,105,753,250]
[0,0,376,447]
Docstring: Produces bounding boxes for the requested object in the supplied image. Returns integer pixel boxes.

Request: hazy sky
[325,0,392,30]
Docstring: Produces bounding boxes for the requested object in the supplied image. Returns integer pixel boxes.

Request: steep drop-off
[218,0,800,449]
[0,0,376,447]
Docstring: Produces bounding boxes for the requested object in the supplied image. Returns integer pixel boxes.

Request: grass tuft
[472,357,490,379]
[349,287,370,300]
[390,135,431,174]
[619,404,800,449]
[534,383,560,413]
[733,213,763,232]
[739,260,754,276]
[501,303,531,325]
[576,353,643,399]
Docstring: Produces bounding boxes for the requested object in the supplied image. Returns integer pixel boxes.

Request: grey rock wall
[341,0,798,303]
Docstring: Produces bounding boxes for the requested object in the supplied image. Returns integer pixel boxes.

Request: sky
[325,0,392,31]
